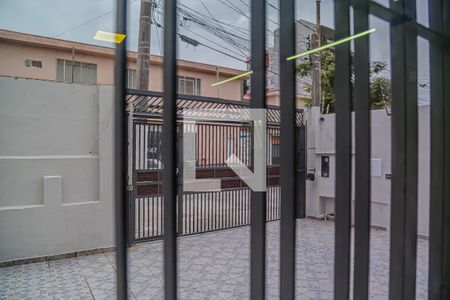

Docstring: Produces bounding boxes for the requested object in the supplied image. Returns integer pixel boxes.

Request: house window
[56,59,97,84]
[242,78,250,96]
[127,69,137,89]
[178,76,201,95]
[25,59,42,68]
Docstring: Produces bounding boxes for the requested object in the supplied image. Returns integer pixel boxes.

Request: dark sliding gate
[114,0,450,299]
[127,91,305,243]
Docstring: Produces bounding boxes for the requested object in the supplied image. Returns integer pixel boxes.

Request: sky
[0,0,430,103]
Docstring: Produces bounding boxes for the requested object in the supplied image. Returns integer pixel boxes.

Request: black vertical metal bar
[145,126,149,238]
[216,192,219,229]
[222,126,225,166]
[388,0,418,299]
[144,124,148,169]
[236,189,240,225]
[199,125,202,167]
[296,125,306,218]
[211,192,214,230]
[183,195,186,235]
[186,194,190,234]
[353,0,371,298]
[129,122,137,244]
[230,189,233,227]
[207,192,210,231]
[207,125,210,166]
[428,0,450,298]
[203,124,209,167]
[334,0,352,298]
[138,125,142,169]
[152,197,155,237]
[159,196,162,236]
[196,124,199,167]
[226,190,229,228]
[232,189,236,227]
[211,192,213,230]
[241,190,244,225]
[219,192,222,229]
[114,0,128,297]
[205,192,208,231]
[279,0,296,297]
[151,197,154,237]
[138,192,141,239]
[163,0,177,297]
[237,191,240,225]
[205,125,208,167]
[216,125,220,166]
[177,129,183,235]
[201,192,204,231]
[146,197,149,238]
[212,125,216,166]
[212,125,215,166]
[186,194,189,234]
[191,194,194,234]
[137,125,141,238]
[220,192,222,229]
[196,193,199,232]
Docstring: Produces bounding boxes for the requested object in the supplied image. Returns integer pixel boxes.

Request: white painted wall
[304,106,430,236]
[0,77,115,262]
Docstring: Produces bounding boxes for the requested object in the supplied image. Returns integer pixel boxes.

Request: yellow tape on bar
[211,71,253,87]
[287,28,376,61]
[94,30,126,44]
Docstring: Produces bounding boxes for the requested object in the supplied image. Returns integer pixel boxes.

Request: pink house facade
[0,29,245,101]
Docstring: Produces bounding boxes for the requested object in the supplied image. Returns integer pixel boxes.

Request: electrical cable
[53,0,138,38]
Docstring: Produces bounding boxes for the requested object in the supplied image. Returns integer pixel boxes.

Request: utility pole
[137,0,153,89]
[311,0,321,108]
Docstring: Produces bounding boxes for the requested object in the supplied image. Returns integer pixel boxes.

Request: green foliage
[370,76,391,109]
[296,48,391,113]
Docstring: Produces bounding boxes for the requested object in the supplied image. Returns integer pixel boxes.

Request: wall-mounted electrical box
[321,156,330,177]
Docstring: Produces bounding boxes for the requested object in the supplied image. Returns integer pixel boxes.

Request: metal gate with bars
[127,91,305,243]
[113,0,450,299]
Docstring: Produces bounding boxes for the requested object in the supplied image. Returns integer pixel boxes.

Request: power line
[217,0,249,19]
[197,0,249,57]
[181,26,248,60]
[154,7,251,56]
[53,0,138,38]
[266,1,279,12]
[153,19,248,63]
[198,40,248,62]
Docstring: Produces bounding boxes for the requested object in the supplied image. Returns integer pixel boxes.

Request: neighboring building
[264,19,335,107]
[0,29,245,100]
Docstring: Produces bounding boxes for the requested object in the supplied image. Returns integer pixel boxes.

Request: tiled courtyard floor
[0,219,428,299]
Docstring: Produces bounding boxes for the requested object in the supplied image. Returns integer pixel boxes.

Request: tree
[370,76,391,109]
[296,48,391,113]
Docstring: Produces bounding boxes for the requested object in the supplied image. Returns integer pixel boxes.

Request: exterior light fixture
[286,28,376,61]
[211,71,253,87]
[94,30,126,43]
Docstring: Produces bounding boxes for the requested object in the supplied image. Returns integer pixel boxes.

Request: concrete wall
[304,106,430,236]
[0,77,115,262]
